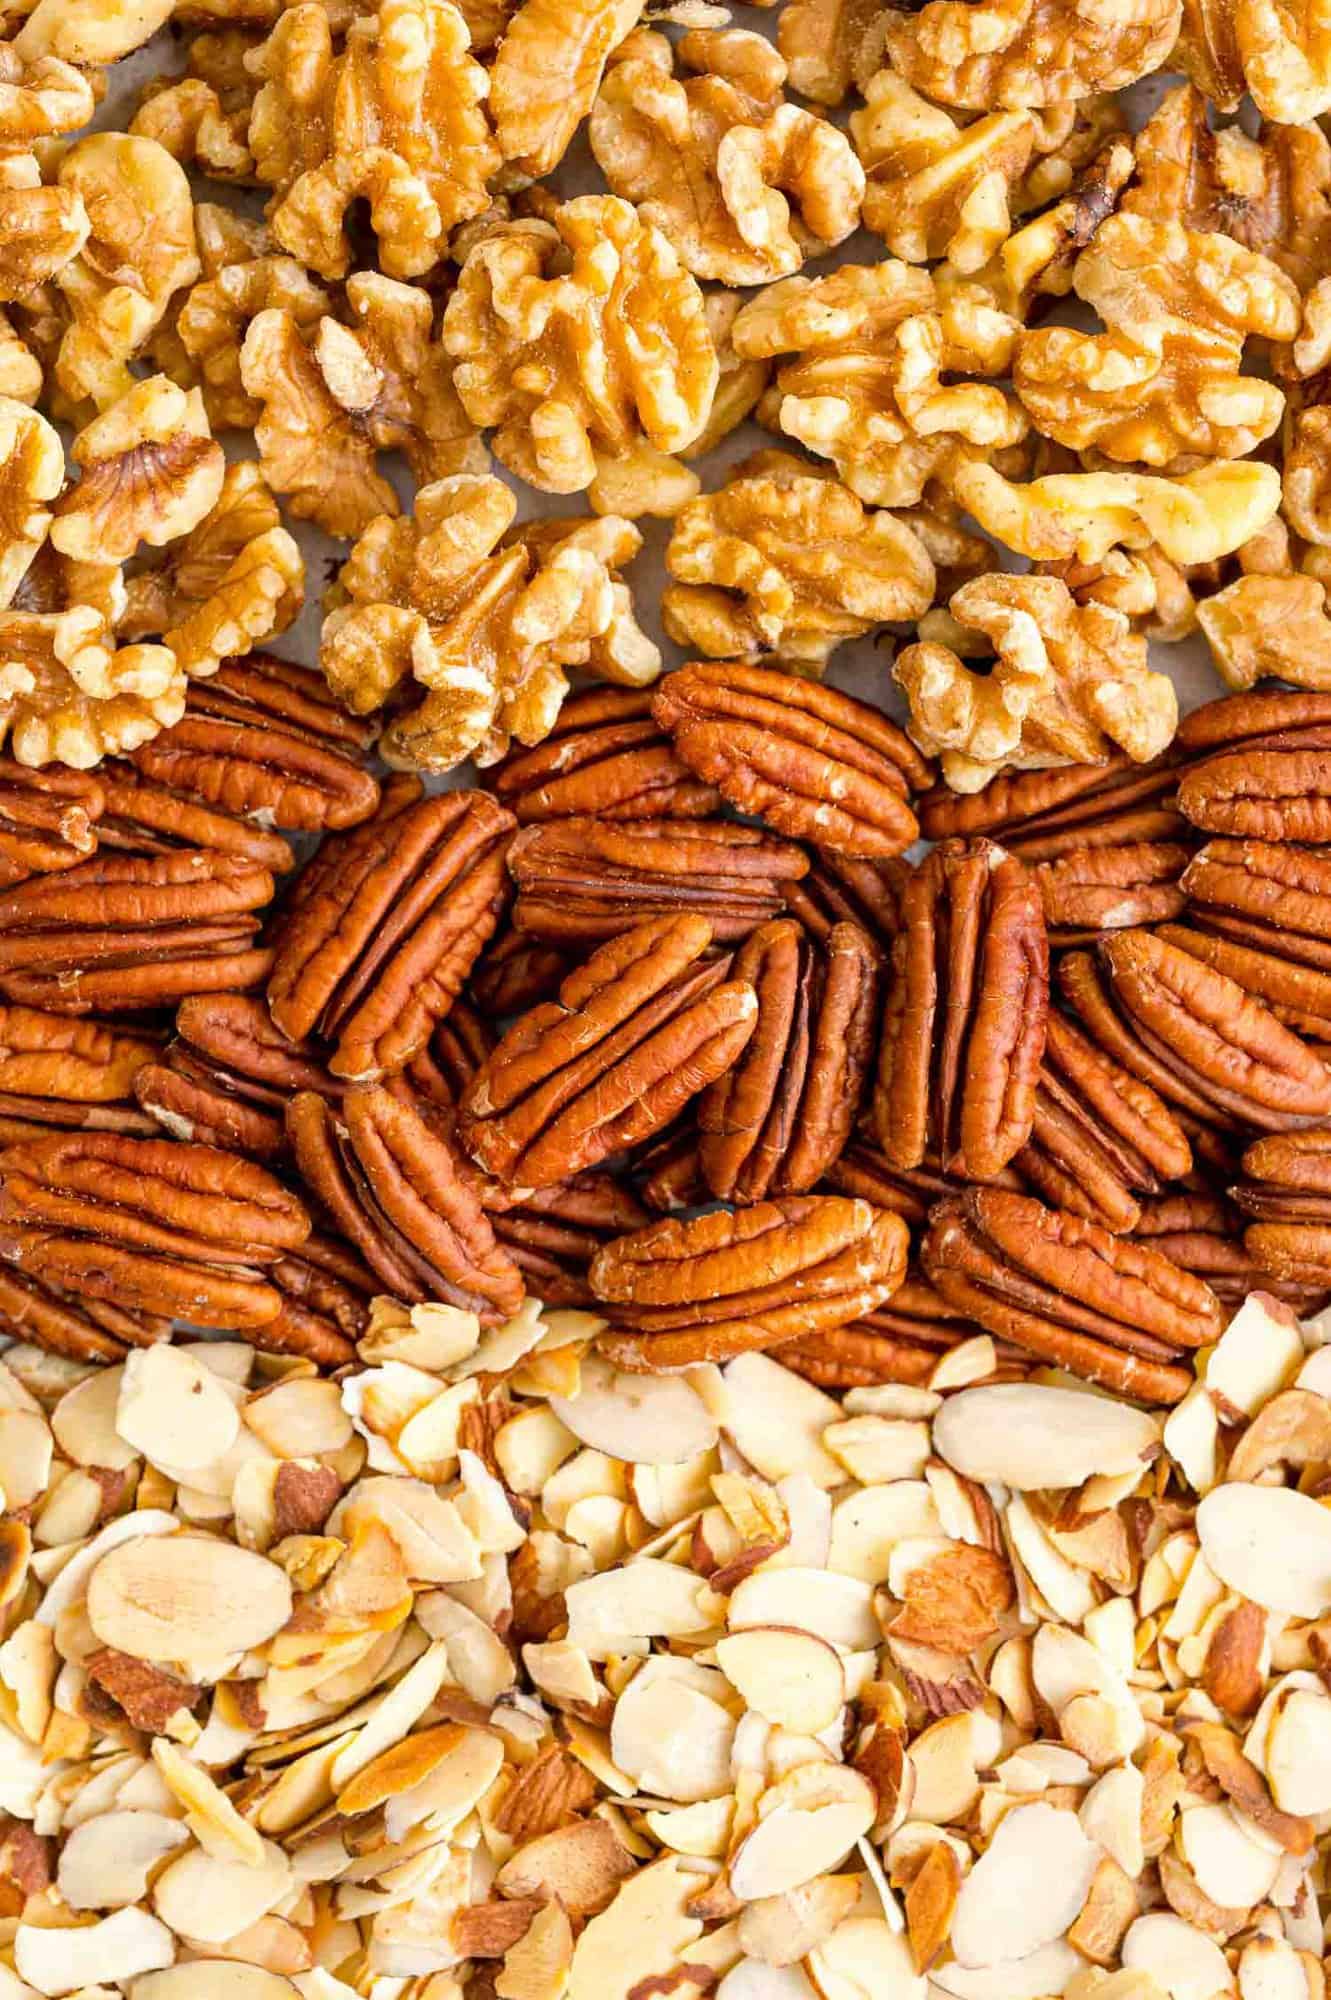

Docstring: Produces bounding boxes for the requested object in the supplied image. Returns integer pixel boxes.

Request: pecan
[134,992,338,1158]
[1030,841,1192,944]
[507,818,809,947]
[918,752,1190,859]
[697,918,878,1204]
[1182,838,1331,982]
[457,916,758,1192]
[1177,690,1331,843]
[0,762,102,887]
[469,926,571,1016]
[265,1226,377,1366]
[1232,1129,1331,1287]
[1015,1012,1193,1233]
[653,661,932,859]
[922,1188,1222,1403]
[0,1004,158,1146]
[268,790,514,1083]
[90,765,293,876]
[0,1130,309,1331]
[1057,946,1230,1133]
[490,688,720,826]
[633,1122,708,1215]
[487,1173,651,1308]
[399,1000,493,1123]
[783,852,909,954]
[782,1272,1014,1389]
[1134,1192,1330,1319]
[872,840,1049,1181]
[286,1084,524,1320]
[0,850,274,1014]
[591,1194,909,1370]
[0,1261,167,1363]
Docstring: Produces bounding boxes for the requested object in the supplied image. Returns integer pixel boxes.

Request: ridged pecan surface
[134,992,338,1157]
[491,688,720,825]
[0,761,103,887]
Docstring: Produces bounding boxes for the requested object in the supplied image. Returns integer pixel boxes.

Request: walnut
[51,378,226,567]
[1014,213,1301,467]
[244,5,334,200]
[253,0,499,281]
[53,136,201,413]
[175,244,331,433]
[1197,573,1331,691]
[851,72,1035,269]
[0,152,90,308]
[488,0,642,178]
[895,572,1178,793]
[0,311,40,405]
[732,262,1028,509]
[1175,0,1244,106]
[0,396,64,608]
[0,45,95,142]
[442,196,718,504]
[685,293,771,462]
[968,137,1134,316]
[240,276,485,540]
[120,461,304,680]
[11,0,174,64]
[0,604,184,768]
[1234,0,1331,121]
[589,30,864,285]
[130,33,258,184]
[777,0,885,106]
[322,472,660,771]
[879,0,1182,110]
[663,451,935,673]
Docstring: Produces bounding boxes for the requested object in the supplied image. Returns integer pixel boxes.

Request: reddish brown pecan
[873,840,1049,1181]
[92,763,294,875]
[654,661,933,859]
[1174,841,1331,1037]
[134,992,339,1158]
[1033,842,1192,944]
[0,1005,158,1145]
[0,1131,309,1331]
[1232,1128,1331,1288]
[486,1173,652,1308]
[698,919,878,1204]
[0,1260,168,1363]
[633,1122,709,1215]
[1134,1192,1330,1320]
[490,688,721,825]
[507,818,809,946]
[286,1085,524,1321]
[0,762,103,888]
[0,850,274,1015]
[922,1188,1222,1403]
[457,916,758,1192]
[1158,922,1331,1046]
[469,926,571,1015]
[782,1271,1017,1390]
[268,789,514,1083]
[783,851,909,955]
[125,701,380,839]
[1178,691,1331,843]
[591,1194,910,1370]
[919,754,1188,857]
[262,1227,376,1365]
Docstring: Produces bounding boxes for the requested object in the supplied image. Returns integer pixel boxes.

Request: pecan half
[698,918,878,1204]
[263,1227,375,1365]
[0,1004,158,1145]
[1134,1191,1329,1318]
[486,1173,652,1308]
[490,688,720,826]
[0,1131,309,1331]
[469,925,571,1016]
[286,1085,524,1320]
[654,660,933,858]
[457,916,758,1192]
[783,851,909,954]
[0,1260,169,1363]
[0,761,102,887]
[507,818,809,946]
[872,839,1049,1181]
[1178,691,1331,843]
[1233,1129,1331,1287]
[591,1194,909,1370]
[782,1272,1013,1389]
[268,789,514,1082]
[1158,922,1331,1047]
[398,1000,493,1123]
[91,764,294,875]
[134,992,338,1157]
[918,753,1190,858]
[1032,841,1192,944]
[922,1187,1221,1403]
[0,850,274,1014]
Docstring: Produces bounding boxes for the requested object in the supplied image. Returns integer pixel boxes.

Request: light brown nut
[922,1187,1220,1403]
[457,914,758,1191]
[1182,837,1331,977]
[507,816,810,946]
[263,1228,375,1365]
[1198,574,1331,696]
[698,918,879,1205]
[131,55,256,185]
[1014,213,1299,467]
[782,850,910,957]
[0,604,184,772]
[896,572,1178,796]
[286,1083,524,1319]
[490,688,720,826]
[269,788,514,1082]
[0,762,102,888]
[172,219,331,434]
[1133,1189,1327,1316]
[590,30,864,285]
[776,0,884,104]
[51,378,225,568]
[0,406,74,612]
[443,197,717,500]
[873,839,1049,1181]
[851,72,1035,268]
[1230,0,1331,120]
[654,660,932,860]
[0,44,96,142]
[591,1194,910,1370]
[1033,841,1193,944]
[878,0,1182,110]
[488,0,641,177]
[663,453,935,673]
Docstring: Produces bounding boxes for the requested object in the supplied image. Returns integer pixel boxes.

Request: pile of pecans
[8,0,1331,1995]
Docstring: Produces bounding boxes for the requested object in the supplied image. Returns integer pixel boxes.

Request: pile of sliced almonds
[2,1288,1331,1999]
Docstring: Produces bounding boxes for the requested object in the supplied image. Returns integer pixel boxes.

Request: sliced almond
[244,1379,352,1459]
[1265,1686,1331,1815]
[565,1855,703,1999]
[713,1358,843,1490]
[1237,1935,1311,2000]
[611,1657,736,1803]
[1121,1913,1234,2000]
[1177,1803,1280,1909]
[565,1558,719,1660]
[729,1765,875,1902]
[497,1817,636,1918]
[716,1629,844,1735]
[928,1942,1083,2000]
[933,1385,1160,1490]
[1197,1484,1331,1619]
[718,1966,817,2000]
[86,1534,292,1666]
[550,1357,718,1465]
[52,1367,138,1473]
[56,1809,189,1911]
[805,1917,925,2000]
[116,1347,241,1475]
[132,1972,302,2000]
[736,1875,860,1968]
[950,1802,1098,1968]
[152,1837,292,1946]
[15,1909,175,1997]
[827,1484,941,1584]
[727,1570,877,1651]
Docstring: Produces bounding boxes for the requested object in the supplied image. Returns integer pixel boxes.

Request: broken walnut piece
[0,602,185,773]
[51,377,225,568]
[851,72,1036,270]
[488,0,641,178]
[879,0,1182,110]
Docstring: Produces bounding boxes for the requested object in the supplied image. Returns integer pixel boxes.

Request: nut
[0,604,185,772]
[777,0,884,104]
[1234,1128,1331,1285]
[488,0,642,177]
[1198,573,1331,694]
[878,0,1183,109]
[134,990,337,1158]
[1178,690,1331,842]
[0,760,102,887]
[919,749,1189,857]
[851,72,1035,268]
[0,1002,157,1147]
[51,378,225,568]
[491,687,720,826]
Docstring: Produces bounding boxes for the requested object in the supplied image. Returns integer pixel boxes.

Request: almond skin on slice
[716,1628,845,1734]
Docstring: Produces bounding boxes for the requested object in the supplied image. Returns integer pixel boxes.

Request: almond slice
[1197,1484,1331,1618]
[565,1558,720,1659]
[805,1917,925,2000]
[716,1629,845,1734]
[727,1569,877,1651]
[932,1385,1160,1490]
[116,1347,240,1473]
[610,1657,737,1803]
[718,1966,818,2000]
[1265,1686,1331,1814]
[86,1534,292,1666]
[152,1837,292,1946]
[133,1970,302,2000]
[1121,1913,1233,2000]
[729,1765,875,1902]
[550,1357,718,1465]
[950,1802,1098,1968]
[15,1909,175,1997]
[56,1810,189,1911]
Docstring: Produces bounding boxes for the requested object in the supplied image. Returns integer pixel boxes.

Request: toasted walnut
[1015,213,1300,467]
[0,398,63,609]
[262,0,500,281]
[1234,0,1331,121]
[53,136,201,413]
[1175,0,1244,104]
[0,45,95,142]
[0,607,183,768]
[778,0,885,105]
[443,196,718,505]
[663,452,935,672]
[119,462,304,681]
[0,153,90,308]
[895,573,1178,793]
[130,31,258,185]
[686,294,771,461]
[590,30,864,285]
[851,72,1036,269]
[0,312,40,406]
[951,458,1284,567]
[1195,574,1331,692]
[488,0,642,177]
[734,263,1027,509]
[51,379,225,568]
[175,248,331,434]
[961,131,1134,317]
[244,4,335,200]
[322,473,660,771]
[11,0,174,63]
[880,0,1182,110]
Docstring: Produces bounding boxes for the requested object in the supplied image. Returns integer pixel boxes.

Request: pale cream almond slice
[933,1385,1160,1490]
[1163,1386,1221,1498]
[1177,1803,1281,1909]
[1265,1687,1331,1814]
[152,1739,265,1867]
[116,1348,240,1473]
[244,1380,353,1459]
[550,1356,718,1465]
[822,1418,931,1485]
[1197,1485,1331,1619]
[413,1590,515,1705]
[338,1478,482,1584]
[0,1411,51,1512]
[1237,1935,1311,2000]
[718,1964,818,2000]
[87,1533,292,1668]
[727,1570,877,1651]
[950,1802,1098,1968]
[51,1367,138,1473]
[565,1558,721,1660]
[133,1970,302,2000]
[610,1657,737,1803]
[495,1898,574,2000]
[358,1299,481,1370]
[153,1837,292,1946]
[495,1407,578,1497]
[716,1629,844,1735]
[805,1917,925,2000]
[1079,1763,1145,1879]
[565,1854,704,1998]
[1204,1295,1305,1418]
[1005,1497,1097,1626]
[1121,1913,1234,2000]
[729,1765,875,1902]
[645,1796,735,1858]
[827,1484,941,1584]
[56,1809,189,1910]
[711,1358,843,1490]
[928,1942,1084,2000]
[34,1510,176,1633]
[737,1875,860,1968]
[15,1909,175,1997]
